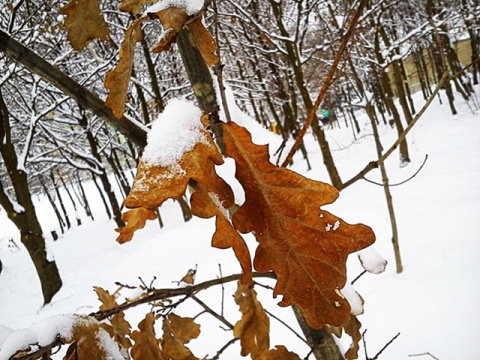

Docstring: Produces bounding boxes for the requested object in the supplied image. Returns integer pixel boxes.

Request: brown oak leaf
[161,314,200,360]
[190,183,253,285]
[187,17,219,67]
[63,317,110,360]
[222,121,375,328]
[131,312,165,360]
[119,0,155,15]
[123,116,224,210]
[115,207,157,244]
[94,287,132,349]
[260,345,301,360]
[105,16,145,119]
[60,0,110,51]
[150,7,188,53]
[344,315,362,360]
[233,282,270,359]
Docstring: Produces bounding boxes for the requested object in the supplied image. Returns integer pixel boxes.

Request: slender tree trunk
[92,173,112,220]
[59,175,82,226]
[77,111,124,227]
[40,177,65,234]
[50,171,71,229]
[366,103,403,273]
[75,173,95,221]
[0,89,62,304]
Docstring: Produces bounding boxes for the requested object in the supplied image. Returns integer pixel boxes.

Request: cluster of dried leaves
[57,1,379,359]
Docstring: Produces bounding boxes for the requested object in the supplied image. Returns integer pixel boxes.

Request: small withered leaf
[60,0,110,51]
[115,207,157,244]
[161,314,200,360]
[151,7,187,53]
[233,282,270,358]
[105,16,145,119]
[119,0,154,15]
[131,312,164,360]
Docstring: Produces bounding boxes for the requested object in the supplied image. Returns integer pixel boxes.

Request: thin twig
[264,308,309,346]
[92,272,276,321]
[363,154,428,187]
[362,329,369,360]
[409,352,440,360]
[371,332,401,360]
[191,294,234,329]
[351,270,367,285]
[218,263,225,317]
[281,0,368,168]
[208,338,238,360]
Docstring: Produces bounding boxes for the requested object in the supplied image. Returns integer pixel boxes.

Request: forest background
[0,0,479,359]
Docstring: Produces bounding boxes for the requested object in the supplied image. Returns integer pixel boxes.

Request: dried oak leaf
[260,345,301,360]
[178,268,196,285]
[60,0,110,51]
[187,17,219,67]
[190,183,253,285]
[131,312,165,360]
[150,7,187,53]
[123,121,223,211]
[161,314,200,360]
[105,16,145,119]
[119,0,155,15]
[344,315,362,360]
[63,317,110,360]
[234,282,270,359]
[222,121,375,329]
[115,207,157,244]
[94,287,132,349]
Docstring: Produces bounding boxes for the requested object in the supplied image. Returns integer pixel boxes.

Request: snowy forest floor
[1,87,480,359]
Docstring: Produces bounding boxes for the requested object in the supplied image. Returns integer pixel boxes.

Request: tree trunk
[366,103,403,273]
[0,89,62,304]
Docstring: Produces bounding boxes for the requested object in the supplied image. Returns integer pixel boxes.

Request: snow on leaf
[131,313,164,360]
[63,317,110,360]
[105,16,145,119]
[233,282,270,359]
[123,113,221,210]
[222,121,376,328]
[115,207,158,244]
[94,287,132,349]
[161,314,200,360]
[60,0,110,51]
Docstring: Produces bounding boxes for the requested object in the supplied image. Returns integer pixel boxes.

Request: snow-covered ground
[1,87,479,359]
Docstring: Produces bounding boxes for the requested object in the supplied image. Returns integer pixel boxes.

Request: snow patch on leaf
[142,100,206,167]
[145,0,204,16]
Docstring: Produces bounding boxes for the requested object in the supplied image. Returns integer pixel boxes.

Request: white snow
[1,85,480,359]
[357,247,387,275]
[145,0,204,16]
[340,284,363,316]
[141,99,206,167]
